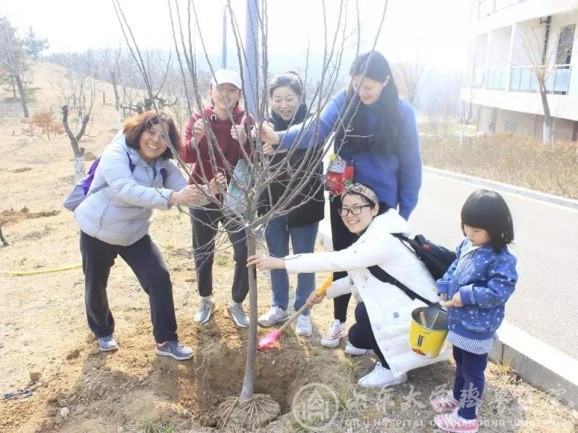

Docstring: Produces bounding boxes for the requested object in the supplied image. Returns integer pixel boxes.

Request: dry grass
[421,133,578,200]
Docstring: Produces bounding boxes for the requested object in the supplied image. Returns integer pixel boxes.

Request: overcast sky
[1,0,472,69]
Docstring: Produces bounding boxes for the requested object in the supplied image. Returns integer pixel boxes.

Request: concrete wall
[477,106,577,140]
[495,109,536,135]
[488,27,512,68]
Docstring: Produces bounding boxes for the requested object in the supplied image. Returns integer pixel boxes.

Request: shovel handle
[315,276,333,297]
[278,276,333,333]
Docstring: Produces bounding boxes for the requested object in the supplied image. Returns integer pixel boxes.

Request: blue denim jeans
[265,216,319,315]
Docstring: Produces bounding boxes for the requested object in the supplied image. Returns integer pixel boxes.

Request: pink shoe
[434,411,479,433]
[430,391,460,413]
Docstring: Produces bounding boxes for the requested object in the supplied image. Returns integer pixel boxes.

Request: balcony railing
[510,65,572,94]
[487,68,507,90]
[470,64,573,94]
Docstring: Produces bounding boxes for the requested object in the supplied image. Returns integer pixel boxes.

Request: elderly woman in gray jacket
[248,183,450,387]
[75,111,217,361]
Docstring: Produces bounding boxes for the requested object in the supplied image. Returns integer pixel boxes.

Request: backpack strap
[392,233,414,251]
[88,151,135,196]
[367,265,434,306]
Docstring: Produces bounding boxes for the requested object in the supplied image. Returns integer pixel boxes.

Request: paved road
[410,172,578,359]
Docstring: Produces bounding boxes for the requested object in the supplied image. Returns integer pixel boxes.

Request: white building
[462,0,578,141]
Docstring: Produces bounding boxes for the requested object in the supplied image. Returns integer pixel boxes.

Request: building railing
[487,68,507,90]
[510,65,572,94]
[471,64,573,94]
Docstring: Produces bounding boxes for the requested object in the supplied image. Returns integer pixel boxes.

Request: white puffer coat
[285,210,451,376]
[75,133,188,246]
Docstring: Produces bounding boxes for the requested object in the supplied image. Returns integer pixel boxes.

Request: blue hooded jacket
[437,239,518,340]
[277,89,421,220]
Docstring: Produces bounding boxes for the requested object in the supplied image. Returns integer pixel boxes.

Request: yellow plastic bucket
[409,306,448,358]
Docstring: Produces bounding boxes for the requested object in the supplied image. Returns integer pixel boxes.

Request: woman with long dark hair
[259,51,422,350]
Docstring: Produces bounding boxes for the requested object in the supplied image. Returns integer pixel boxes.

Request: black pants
[348,302,389,368]
[329,196,356,322]
[80,231,178,343]
[190,203,249,303]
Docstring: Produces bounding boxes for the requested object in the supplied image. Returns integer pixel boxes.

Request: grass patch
[139,419,175,433]
[421,133,578,199]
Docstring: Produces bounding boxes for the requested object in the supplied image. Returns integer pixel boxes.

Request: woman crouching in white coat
[248,183,450,388]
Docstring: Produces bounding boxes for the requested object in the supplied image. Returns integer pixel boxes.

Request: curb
[424,166,578,210]
[316,223,577,408]
[489,322,577,408]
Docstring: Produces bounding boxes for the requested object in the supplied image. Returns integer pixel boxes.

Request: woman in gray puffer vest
[75,111,212,361]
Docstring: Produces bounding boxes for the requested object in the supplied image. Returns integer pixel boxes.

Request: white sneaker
[320,319,347,348]
[295,314,312,337]
[257,306,289,327]
[345,342,368,356]
[357,363,408,388]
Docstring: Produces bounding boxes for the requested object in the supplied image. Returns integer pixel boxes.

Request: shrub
[421,134,578,199]
[30,109,64,140]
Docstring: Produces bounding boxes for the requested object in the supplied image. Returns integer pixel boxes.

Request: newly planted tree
[113,0,389,428]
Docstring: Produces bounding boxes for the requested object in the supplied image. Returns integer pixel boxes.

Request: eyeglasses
[338,204,371,217]
[215,87,240,96]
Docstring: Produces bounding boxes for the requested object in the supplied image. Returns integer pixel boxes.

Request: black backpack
[392,234,456,280]
[368,233,456,305]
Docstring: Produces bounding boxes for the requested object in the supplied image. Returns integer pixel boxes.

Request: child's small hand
[445,292,463,308]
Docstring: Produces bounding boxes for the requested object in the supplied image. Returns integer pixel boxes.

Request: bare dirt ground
[0,63,576,433]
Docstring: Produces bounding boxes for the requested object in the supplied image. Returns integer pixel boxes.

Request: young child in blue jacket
[432,189,517,433]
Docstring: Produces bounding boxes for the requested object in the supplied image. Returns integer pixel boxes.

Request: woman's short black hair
[461,189,514,252]
[268,72,304,98]
[123,110,181,160]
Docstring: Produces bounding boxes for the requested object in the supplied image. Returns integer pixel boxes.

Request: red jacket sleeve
[180,113,201,163]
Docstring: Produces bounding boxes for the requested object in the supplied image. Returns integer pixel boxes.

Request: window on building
[505,120,517,133]
[557,25,575,65]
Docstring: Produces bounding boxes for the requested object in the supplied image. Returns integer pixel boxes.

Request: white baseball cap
[210,69,242,89]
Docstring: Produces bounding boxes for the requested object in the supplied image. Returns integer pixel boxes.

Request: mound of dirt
[0,207,60,225]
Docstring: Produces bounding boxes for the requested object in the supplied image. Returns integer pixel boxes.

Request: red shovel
[257,276,333,351]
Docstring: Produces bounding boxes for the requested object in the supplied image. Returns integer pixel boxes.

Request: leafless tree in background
[520,19,574,145]
[393,60,425,106]
[54,51,97,179]
[0,16,46,118]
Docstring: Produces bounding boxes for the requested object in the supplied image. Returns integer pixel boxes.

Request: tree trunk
[14,74,29,118]
[61,105,87,180]
[74,155,86,180]
[543,121,552,145]
[0,225,8,247]
[111,73,122,130]
[539,82,553,145]
[240,229,257,401]
[10,76,16,98]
